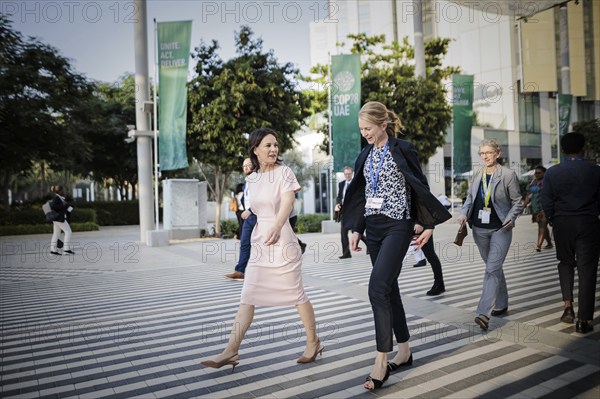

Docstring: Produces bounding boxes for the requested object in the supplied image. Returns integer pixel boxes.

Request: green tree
[572,119,600,163]
[305,34,459,161]
[0,17,93,207]
[77,75,139,199]
[187,26,309,235]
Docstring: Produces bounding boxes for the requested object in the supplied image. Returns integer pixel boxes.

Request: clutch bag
[454,224,468,246]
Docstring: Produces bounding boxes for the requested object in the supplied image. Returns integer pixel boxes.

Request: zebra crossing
[1,223,599,398]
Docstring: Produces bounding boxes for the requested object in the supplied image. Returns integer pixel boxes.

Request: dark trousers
[421,236,444,283]
[235,210,244,238]
[365,214,413,352]
[288,215,305,247]
[553,216,600,320]
[234,213,257,274]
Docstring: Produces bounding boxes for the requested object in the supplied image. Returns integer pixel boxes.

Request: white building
[308,0,600,199]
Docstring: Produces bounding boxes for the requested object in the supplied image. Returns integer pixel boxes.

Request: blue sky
[6,0,328,83]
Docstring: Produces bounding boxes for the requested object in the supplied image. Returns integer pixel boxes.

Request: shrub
[0,208,96,225]
[217,219,239,238]
[75,201,140,225]
[296,214,329,233]
[0,222,99,236]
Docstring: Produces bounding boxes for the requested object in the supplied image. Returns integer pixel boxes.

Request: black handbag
[45,210,60,223]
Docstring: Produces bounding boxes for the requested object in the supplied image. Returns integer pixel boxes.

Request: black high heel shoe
[388,353,413,371]
[364,368,390,390]
[200,353,240,373]
[297,339,324,363]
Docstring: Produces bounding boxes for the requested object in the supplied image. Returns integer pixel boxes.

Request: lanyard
[369,141,389,195]
[480,167,494,208]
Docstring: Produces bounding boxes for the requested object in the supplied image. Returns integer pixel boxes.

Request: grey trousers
[472,226,513,317]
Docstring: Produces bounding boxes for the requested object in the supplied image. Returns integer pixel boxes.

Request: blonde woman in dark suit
[343,102,451,390]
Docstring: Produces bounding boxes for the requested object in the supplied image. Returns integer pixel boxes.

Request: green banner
[158,20,192,171]
[558,93,572,136]
[452,75,474,174]
[331,54,361,173]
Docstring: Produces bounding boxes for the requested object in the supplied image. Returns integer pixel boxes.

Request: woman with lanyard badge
[457,138,523,331]
[342,102,451,390]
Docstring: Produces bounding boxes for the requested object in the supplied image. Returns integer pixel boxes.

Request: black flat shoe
[475,315,489,331]
[491,307,508,316]
[364,368,390,390]
[50,251,61,256]
[63,250,75,255]
[339,255,351,259]
[426,283,445,296]
[560,306,575,324]
[413,259,427,267]
[575,320,593,334]
[388,353,413,371]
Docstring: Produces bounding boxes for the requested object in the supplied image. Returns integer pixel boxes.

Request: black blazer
[336,180,349,205]
[342,136,451,233]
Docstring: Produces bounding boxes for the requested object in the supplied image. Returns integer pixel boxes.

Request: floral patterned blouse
[363,144,412,220]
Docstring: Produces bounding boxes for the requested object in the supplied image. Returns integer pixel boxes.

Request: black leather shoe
[388,353,413,372]
[50,251,61,256]
[426,283,445,296]
[560,306,575,324]
[64,250,75,255]
[575,320,593,334]
[413,259,427,267]
[491,307,508,316]
[339,255,351,259]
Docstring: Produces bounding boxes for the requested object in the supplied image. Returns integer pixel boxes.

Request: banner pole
[327,52,334,221]
[153,18,160,230]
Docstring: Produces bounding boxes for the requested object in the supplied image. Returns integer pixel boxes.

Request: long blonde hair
[358,101,404,138]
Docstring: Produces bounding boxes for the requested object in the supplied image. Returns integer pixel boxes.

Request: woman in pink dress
[200,128,322,372]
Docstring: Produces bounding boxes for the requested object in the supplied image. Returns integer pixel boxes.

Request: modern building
[307,0,600,200]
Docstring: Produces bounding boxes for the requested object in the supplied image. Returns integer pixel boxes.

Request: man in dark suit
[541,132,600,334]
[335,166,366,259]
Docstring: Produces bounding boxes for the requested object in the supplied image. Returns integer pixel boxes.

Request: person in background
[541,132,600,334]
[233,182,245,239]
[457,138,523,331]
[335,166,367,259]
[437,193,452,210]
[523,165,553,252]
[202,128,321,371]
[406,223,446,296]
[343,102,451,390]
[225,158,255,281]
[49,185,75,256]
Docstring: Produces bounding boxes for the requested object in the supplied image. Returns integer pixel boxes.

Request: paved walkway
[1,218,599,398]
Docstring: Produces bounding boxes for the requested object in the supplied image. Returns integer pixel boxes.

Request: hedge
[215,214,327,239]
[74,201,141,226]
[0,208,96,225]
[296,214,329,233]
[0,222,99,236]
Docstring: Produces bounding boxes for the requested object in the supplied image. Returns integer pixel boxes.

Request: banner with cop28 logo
[157,20,192,171]
[331,54,361,172]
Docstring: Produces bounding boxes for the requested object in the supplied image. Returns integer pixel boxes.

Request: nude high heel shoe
[200,353,240,373]
[297,339,324,364]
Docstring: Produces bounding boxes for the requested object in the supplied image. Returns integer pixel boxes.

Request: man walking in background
[541,132,600,334]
